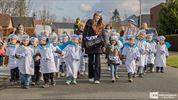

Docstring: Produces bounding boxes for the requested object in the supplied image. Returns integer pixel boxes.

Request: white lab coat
[136,39,148,67]
[63,44,81,78]
[6,44,19,70]
[16,45,34,75]
[37,43,58,73]
[53,45,61,71]
[155,43,169,67]
[122,44,140,74]
[147,41,156,64]
[80,49,88,72]
[29,45,39,55]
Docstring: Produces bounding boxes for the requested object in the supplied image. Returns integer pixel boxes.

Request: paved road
[0,56,178,100]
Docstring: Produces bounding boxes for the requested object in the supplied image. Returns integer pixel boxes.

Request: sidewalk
[0,66,9,89]
[0,57,177,100]
[169,51,178,55]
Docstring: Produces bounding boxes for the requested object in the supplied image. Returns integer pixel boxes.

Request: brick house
[0,14,13,36]
[12,17,35,36]
[150,3,164,29]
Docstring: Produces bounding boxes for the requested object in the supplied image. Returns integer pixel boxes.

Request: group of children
[106,29,169,83]
[5,33,88,89]
[4,27,169,89]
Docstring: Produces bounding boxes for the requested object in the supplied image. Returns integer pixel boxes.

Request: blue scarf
[108,44,119,49]
[38,43,51,50]
[125,42,137,48]
[7,44,16,48]
[137,38,146,43]
[58,41,77,50]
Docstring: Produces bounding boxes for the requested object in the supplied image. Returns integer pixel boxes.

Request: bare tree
[37,7,57,25]
[0,0,28,17]
[12,0,27,17]
[0,0,16,15]
[62,17,67,23]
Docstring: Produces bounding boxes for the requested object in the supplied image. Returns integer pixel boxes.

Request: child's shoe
[112,77,116,83]
[51,82,56,86]
[66,80,72,85]
[89,78,94,82]
[115,75,119,79]
[139,73,144,78]
[72,79,77,85]
[94,80,100,84]
[9,81,15,86]
[61,73,65,77]
[80,71,84,76]
[24,86,29,89]
[156,67,159,73]
[84,72,88,76]
[128,78,133,82]
[133,73,137,78]
[42,84,49,88]
[31,82,36,86]
[161,67,164,73]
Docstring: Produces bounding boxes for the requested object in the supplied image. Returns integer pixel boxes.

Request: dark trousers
[88,54,101,81]
[147,63,154,72]
[10,67,19,82]
[0,56,3,66]
[43,73,55,84]
[60,62,66,73]
[32,64,40,83]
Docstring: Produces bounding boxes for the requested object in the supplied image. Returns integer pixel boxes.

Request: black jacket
[74,29,83,35]
[82,19,105,54]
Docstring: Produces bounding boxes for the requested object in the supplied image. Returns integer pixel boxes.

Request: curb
[0,76,9,90]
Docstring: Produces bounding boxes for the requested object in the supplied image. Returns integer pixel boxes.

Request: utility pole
[139,0,142,28]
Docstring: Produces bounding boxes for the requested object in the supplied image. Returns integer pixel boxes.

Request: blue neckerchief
[108,44,119,49]
[68,41,78,46]
[38,43,51,50]
[165,42,171,49]
[118,37,124,43]
[146,40,155,43]
[7,44,16,48]
[137,38,146,42]
[29,44,38,48]
[58,41,76,50]
[125,42,137,48]
[53,43,58,47]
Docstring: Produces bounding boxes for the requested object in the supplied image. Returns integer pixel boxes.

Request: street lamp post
[139,0,142,27]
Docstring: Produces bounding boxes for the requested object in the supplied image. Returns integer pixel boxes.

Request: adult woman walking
[82,11,105,84]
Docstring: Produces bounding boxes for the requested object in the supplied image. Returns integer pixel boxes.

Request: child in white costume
[15,35,34,89]
[136,30,148,77]
[50,36,61,78]
[79,35,88,76]
[63,34,82,85]
[122,35,140,82]
[155,36,169,73]
[59,35,69,77]
[37,36,63,88]
[146,34,156,72]
[6,34,19,85]
[30,37,41,85]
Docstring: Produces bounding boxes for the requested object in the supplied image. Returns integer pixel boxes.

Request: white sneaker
[84,72,88,76]
[89,78,94,82]
[80,72,84,76]
[94,80,100,84]
[61,73,65,77]
[40,76,43,81]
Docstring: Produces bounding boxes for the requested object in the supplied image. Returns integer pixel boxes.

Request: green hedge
[165,34,178,51]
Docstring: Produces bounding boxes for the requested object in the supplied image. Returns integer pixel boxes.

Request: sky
[28,0,166,22]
